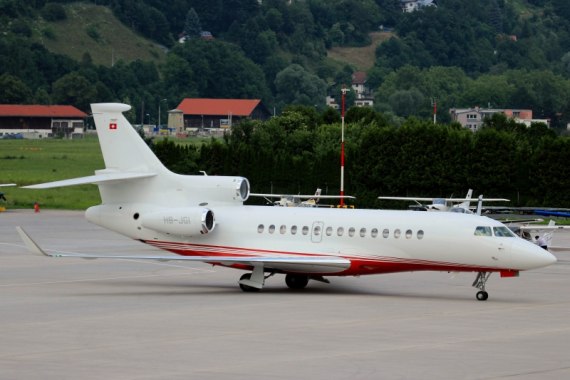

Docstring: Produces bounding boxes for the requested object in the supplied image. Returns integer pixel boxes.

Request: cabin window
[474,226,492,236]
[268,224,275,234]
[493,226,515,237]
[337,227,344,236]
[394,229,401,239]
[417,230,424,239]
[291,225,298,235]
[360,228,366,237]
[313,225,321,236]
[405,229,413,239]
[280,225,286,234]
[348,227,355,237]
[371,228,378,238]
[383,228,389,238]
[257,224,264,233]
[326,226,333,236]
[302,226,309,235]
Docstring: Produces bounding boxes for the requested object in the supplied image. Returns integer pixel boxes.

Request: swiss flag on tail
[109,122,117,130]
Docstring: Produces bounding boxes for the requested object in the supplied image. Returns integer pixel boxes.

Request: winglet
[16,226,52,257]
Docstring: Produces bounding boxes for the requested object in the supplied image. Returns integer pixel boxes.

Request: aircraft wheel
[239,273,259,292]
[476,291,489,301]
[285,274,309,290]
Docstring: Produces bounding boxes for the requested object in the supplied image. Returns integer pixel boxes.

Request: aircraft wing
[16,227,350,274]
[378,196,437,202]
[250,193,355,199]
[378,196,509,202]
[519,225,570,232]
[0,183,17,187]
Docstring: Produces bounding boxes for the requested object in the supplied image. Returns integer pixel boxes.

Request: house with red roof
[175,98,271,130]
[0,105,87,139]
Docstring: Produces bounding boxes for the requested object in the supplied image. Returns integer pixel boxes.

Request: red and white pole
[340,86,347,207]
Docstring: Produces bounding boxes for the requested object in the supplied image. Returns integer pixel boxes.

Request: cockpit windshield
[493,226,516,237]
[474,226,516,237]
[474,226,492,236]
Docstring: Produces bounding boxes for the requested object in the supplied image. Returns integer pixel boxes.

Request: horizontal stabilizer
[16,227,351,274]
[22,171,156,189]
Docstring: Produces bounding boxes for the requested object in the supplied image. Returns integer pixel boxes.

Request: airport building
[0,104,87,139]
[175,98,271,132]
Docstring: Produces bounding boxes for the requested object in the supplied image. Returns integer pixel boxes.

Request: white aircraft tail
[458,189,473,211]
[23,103,251,208]
[91,103,167,173]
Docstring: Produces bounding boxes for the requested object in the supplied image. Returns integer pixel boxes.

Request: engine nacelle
[140,207,215,236]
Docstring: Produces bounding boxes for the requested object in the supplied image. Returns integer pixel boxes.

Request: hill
[32,3,166,66]
[327,32,394,71]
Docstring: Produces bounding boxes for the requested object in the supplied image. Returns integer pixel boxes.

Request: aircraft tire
[239,273,260,292]
[476,291,489,301]
[285,274,309,290]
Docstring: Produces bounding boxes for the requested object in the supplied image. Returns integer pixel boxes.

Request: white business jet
[17,103,556,301]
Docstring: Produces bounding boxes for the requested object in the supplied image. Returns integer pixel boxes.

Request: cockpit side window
[474,226,492,236]
[493,226,515,237]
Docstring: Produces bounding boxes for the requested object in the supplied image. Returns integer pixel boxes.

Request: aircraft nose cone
[528,246,557,269]
[512,239,557,270]
[542,250,557,266]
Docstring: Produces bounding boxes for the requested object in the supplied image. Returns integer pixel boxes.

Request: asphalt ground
[1,209,569,380]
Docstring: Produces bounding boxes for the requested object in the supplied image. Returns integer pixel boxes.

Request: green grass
[327,32,394,71]
[32,3,166,66]
[0,136,104,210]
[0,135,215,210]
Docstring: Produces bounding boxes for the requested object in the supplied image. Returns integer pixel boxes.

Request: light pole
[340,85,349,207]
[146,113,150,126]
[158,98,167,128]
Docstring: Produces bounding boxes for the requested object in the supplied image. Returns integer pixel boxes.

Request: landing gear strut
[239,273,260,292]
[472,272,491,301]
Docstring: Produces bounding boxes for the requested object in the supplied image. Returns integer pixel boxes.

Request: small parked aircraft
[17,103,556,301]
[250,188,355,207]
[504,220,570,252]
[378,189,509,214]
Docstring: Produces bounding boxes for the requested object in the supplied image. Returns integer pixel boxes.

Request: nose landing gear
[473,272,491,301]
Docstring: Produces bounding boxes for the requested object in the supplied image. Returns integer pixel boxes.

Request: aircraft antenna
[340,85,348,207]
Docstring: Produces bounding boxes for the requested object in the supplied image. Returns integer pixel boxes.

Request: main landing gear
[238,268,327,292]
[472,272,491,301]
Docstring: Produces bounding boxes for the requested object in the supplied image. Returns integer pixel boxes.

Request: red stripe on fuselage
[142,240,503,275]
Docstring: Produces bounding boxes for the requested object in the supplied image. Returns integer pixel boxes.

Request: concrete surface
[1,210,569,379]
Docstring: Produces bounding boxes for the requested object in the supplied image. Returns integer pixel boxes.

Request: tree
[388,88,425,117]
[184,8,201,38]
[52,72,97,111]
[274,64,327,110]
[0,73,32,103]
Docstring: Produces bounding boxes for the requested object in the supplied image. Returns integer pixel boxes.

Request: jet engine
[140,207,215,236]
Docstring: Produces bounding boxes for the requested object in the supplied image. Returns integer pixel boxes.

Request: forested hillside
[1,0,569,128]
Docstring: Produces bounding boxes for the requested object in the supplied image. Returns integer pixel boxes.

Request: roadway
[1,210,569,379]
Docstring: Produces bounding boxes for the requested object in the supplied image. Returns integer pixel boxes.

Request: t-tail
[23,103,250,236]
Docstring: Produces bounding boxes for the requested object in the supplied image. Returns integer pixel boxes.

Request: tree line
[151,106,570,208]
[1,0,570,128]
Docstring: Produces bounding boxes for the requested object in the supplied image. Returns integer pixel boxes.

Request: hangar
[0,104,87,139]
[175,98,271,131]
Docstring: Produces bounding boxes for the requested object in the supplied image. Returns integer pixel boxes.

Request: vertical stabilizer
[458,189,473,211]
[91,103,167,173]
